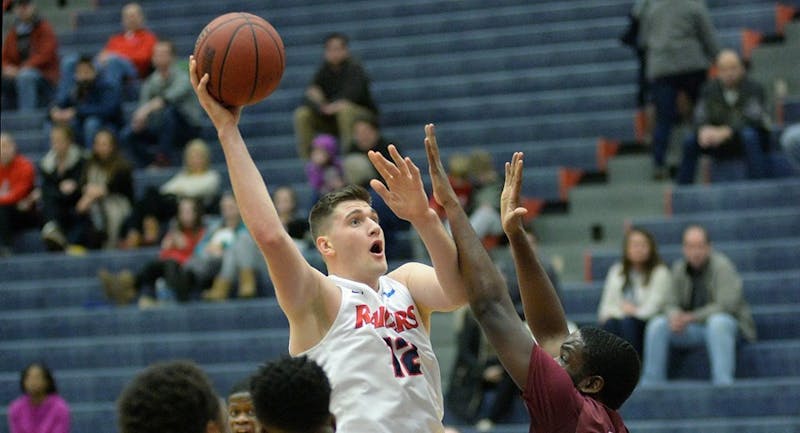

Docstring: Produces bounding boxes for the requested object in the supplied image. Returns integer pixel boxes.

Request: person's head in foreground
[117,360,224,433]
[559,326,641,409]
[251,355,335,433]
[227,378,261,433]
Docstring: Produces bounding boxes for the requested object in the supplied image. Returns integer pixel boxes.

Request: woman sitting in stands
[7,362,71,433]
[598,226,671,354]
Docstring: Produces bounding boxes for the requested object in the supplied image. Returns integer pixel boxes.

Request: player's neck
[329,266,381,291]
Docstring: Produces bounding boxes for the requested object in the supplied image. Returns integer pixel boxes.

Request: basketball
[193,12,285,106]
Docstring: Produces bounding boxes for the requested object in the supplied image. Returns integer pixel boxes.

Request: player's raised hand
[424,124,459,209]
[368,142,433,223]
[500,152,528,235]
[189,56,241,131]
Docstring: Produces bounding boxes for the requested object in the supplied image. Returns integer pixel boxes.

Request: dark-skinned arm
[500,153,570,357]
[425,124,533,389]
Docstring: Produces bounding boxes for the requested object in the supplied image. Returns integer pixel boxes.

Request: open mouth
[370,240,384,255]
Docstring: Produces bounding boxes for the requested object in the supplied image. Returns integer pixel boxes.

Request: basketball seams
[217,22,252,106]
[241,16,259,105]
[194,15,251,60]
[194,12,284,106]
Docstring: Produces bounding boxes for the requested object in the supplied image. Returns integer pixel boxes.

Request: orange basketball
[193,12,285,106]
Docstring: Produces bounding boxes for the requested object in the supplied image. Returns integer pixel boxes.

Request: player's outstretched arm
[501,154,569,357]
[425,125,533,388]
[367,131,466,316]
[189,57,327,320]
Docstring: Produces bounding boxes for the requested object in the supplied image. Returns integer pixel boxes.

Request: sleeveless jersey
[300,274,444,433]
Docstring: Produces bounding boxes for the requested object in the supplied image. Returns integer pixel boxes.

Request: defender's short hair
[579,326,641,410]
[251,356,331,432]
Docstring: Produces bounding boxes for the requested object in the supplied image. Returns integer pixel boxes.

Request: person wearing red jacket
[57,2,157,99]
[0,132,39,255]
[1,0,60,111]
[98,2,158,79]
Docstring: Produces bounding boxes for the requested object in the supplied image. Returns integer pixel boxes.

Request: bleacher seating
[2,0,799,432]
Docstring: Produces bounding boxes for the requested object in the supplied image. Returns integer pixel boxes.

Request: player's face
[555,330,588,387]
[327,200,386,276]
[228,392,260,433]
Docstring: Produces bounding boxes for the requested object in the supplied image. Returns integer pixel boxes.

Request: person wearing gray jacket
[641,225,756,386]
[640,0,720,178]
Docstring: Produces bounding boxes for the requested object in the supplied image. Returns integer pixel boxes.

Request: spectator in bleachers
[781,123,800,170]
[75,129,134,250]
[226,379,262,433]
[121,40,202,168]
[57,2,157,102]
[347,114,390,159]
[639,0,719,179]
[598,227,671,355]
[118,360,224,433]
[38,125,91,251]
[293,33,378,159]
[182,191,245,297]
[7,362,70,433]
[306,134,345,198]
[99,196,205,307]
[120,138,220,249]
[429,152,474,222]
[49,55,124,148]
[203,186,312,301]
[468,151,503,243]
[250,356,334,433]
[98,2,158,80]
[641,225,756,386]
[677,50,771,183]
[0,132,39,256]
[1,0,59,111]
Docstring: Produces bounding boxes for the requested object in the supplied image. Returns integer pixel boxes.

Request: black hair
[324,32,349,46]
[20,362,58,395]
[77,54,94,68]
[251,356,331,432]
[308,184,371,239]
[228,377,251,398]
[578,326,641,410]
[117,360,221,433]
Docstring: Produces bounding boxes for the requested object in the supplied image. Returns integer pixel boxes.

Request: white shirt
[300,274,444,433]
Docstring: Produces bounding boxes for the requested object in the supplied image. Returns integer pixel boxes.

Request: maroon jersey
[523,345,629,433]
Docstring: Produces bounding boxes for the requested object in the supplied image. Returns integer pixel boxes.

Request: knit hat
[311,134,338,156]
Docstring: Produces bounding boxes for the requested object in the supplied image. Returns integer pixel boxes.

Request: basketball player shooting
[189,57,466,433]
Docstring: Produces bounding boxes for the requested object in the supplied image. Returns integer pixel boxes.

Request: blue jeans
[650,70,707,168]
[641,313,739,385]
[602,316,646,355]
[121,105,199,167]
[677,126,769,184]
[1,67,53,111]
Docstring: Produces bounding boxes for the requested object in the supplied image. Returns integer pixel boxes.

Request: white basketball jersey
[300,274,444,433]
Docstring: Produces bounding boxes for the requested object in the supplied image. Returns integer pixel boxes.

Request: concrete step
[568,183,668,216]
[534,240,617,284]
[608,154,653,184]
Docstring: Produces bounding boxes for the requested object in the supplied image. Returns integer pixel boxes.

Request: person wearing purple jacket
[7,362,71,433]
